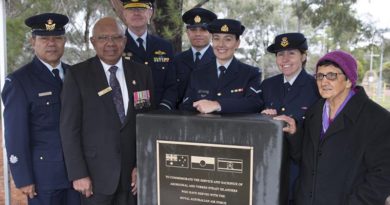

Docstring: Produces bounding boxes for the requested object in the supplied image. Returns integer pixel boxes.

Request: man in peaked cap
[173,7,217,107]
[2,13,80,205]
[121,0,178,110]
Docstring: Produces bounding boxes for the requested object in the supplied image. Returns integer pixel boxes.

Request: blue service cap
[267,32,308,53]
[121,0,154,9]
[25,13,68,36]
[207,19,245,36]
[182,7,217,29]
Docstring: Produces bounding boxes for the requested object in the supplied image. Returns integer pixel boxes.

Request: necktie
[283,82,291,97]
[109,66,125,124]
[52,68,62,86]
[137,37,146,53]
[195,52,201,65]
[218,66,226,78]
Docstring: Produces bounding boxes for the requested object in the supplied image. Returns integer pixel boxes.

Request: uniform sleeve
[178,73,197,112]
[1,76,34,188]
[60,70,89,181]
[159,44,178,110]
[217,69,263,113]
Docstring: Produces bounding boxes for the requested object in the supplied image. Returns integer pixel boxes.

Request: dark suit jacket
[260,69,320,124]
[288,86,390,205]
[2,57,71,190]
[173,46,215,106]
[60,56,154,195]
[125,31,177,110]
[179,57,263,113]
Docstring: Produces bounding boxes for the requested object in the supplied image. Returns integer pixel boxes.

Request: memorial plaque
[157,140,253,205]
[137,111,288,205]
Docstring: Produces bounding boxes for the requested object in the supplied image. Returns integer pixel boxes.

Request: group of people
[2,0,390,205]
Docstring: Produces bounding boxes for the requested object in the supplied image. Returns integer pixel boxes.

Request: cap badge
[131,0,139,2]
[221,24,229,32]
[281,37,289,47]
[194,15,201,23]
[45,19,56,31]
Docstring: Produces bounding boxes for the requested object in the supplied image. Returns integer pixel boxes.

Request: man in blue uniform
[173,7,217,106]
[1,13,80,205]
[260,33,320,205]
[179,19,263,114]
[121,0,177,110]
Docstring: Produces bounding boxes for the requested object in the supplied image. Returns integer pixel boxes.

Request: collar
[128,29,147,43]
[216,57,234,70]
[37,57,64,76]
[191,44,211,58]
[100,58,124,73]
[283,67,302,85]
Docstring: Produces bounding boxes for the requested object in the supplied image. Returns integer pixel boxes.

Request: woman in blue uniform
[179,19,262,114]
[260,32,320,204]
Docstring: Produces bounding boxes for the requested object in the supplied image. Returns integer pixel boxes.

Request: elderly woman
[179,19,262,113]
[276,50,390,205]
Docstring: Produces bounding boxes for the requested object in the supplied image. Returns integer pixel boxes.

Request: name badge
[98,87,112,96]
[38,91,52,97]
[133,90,151,109]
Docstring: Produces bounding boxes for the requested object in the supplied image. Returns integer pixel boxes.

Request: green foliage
[153,0,183,52]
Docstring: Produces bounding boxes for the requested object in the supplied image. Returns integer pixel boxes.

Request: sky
[355,0,390,37]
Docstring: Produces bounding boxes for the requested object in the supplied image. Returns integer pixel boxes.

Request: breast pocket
[31,95,61,125]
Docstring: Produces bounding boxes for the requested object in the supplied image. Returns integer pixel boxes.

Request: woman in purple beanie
[275,50,390,205]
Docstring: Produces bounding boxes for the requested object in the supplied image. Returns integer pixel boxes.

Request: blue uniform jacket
[173,46,215,106]
[125,31,177,110]
[1,57,71,190]
[260,69,320,124]
[179,57,263,113]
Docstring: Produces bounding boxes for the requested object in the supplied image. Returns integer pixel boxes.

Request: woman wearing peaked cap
[179,19,263,113]
[275,50,390,205]
[260,32,320,205]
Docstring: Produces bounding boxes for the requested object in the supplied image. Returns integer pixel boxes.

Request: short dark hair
[316,59,346,75]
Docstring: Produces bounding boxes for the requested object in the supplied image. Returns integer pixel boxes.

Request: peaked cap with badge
[267,32,308,53]
[25,13,69,36]
[182,7,217,29]
[120,0,154,9]
[207,19,245,36]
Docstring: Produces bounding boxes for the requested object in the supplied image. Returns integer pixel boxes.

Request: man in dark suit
[121,0,177,110]
[179,19,263,114]
[2,13,80,205]
[60,17,154,205]
[173,7,217,106]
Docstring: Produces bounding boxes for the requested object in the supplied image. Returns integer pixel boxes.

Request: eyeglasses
[314,72,345,81]
[93,35,125,43]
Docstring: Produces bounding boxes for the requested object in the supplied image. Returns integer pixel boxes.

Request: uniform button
[302,116,306,119]
[46,101,50,105]
[217,92,222,96]
[312,170,315,176]
[318,151,322,156]
[177,79,180,82]
[281,107,285,111]
[309,192,313,198]
[162,66,165,70]
[39,156,44,160]
[144,62,148,65]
